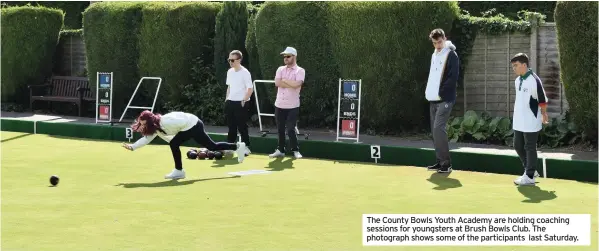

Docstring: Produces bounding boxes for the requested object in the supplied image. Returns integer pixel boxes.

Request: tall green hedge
[326,1,460,133]
[554,1,598,143]
[1,5,63,104]
[1,1,89,29]
[255,1,340,128]
[82,2,144,117]
[245,6,263,119]
[245,4,262,79]
[214,1,249,86]
[138,2,221,113]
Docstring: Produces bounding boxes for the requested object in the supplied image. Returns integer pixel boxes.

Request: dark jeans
[169,120,237,170]
[430,101,454,166]
[225,100,250,147]
[514,130,539,178]
[275,107,299,152]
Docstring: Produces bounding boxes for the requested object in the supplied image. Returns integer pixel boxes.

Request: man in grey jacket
[424,28,459,173]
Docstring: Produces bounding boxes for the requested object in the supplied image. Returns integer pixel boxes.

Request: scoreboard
[336,79,361,142]
[96,72,113,123]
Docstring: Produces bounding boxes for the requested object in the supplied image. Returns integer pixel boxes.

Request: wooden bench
[28,76,94,116]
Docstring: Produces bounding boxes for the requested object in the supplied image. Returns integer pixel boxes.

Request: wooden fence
[456,21,568,118]
[53,32,87,77]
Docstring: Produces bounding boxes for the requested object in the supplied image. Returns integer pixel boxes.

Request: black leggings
[170,120,237,170]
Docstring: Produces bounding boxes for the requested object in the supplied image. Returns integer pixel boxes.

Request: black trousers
[225,100,250,147]
[275,107,299,152]
[170,120,237,170]
[514,130,539,179]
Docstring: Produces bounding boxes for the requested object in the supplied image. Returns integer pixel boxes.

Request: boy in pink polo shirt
[269,47,306,159]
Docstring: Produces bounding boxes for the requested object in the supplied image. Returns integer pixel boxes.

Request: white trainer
[245,147,251,156]
[236,142,246,163]
[514,174,535,186]
[269,149,285,158]
[224,150,234,158]
[293,151,303,159]
[165,169,185,180]
[523,171,541,178]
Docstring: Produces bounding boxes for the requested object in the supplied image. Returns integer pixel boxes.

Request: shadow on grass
[266,157,295,171]
[115,176,240,188]
[211,157,240,168]
[427,172,463,190]
[1,133,33,143]
[517,186,557,203]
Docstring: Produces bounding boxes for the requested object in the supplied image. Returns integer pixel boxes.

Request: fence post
[529,18,538,72]
[506,32,511,117]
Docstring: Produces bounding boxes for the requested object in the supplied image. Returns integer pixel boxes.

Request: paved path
[1,111,596,161]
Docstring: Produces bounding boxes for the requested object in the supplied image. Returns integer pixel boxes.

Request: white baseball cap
[280,47,297,56]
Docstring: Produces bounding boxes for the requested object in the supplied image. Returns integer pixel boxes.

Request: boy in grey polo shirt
[510,53,549,186]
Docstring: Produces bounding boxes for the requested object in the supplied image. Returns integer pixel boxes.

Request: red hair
[131,110,162,136]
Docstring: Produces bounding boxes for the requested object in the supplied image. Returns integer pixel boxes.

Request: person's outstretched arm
[123,134,157,151]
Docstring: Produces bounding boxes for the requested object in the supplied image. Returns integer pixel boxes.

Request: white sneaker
[269,149,285,158]
[293,151,303,159]
[245,147,251,156]
[523,171,541,178]
[236,142,246,163]
[165,169,185,180]
[514,174,535,186]
[223,150,234,158]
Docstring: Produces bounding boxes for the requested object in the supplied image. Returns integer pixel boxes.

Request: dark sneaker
[437,165,452,173]
[427,163,441,171]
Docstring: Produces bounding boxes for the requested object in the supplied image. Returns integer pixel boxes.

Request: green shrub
[255,1,340,128]
[458,1,556,22]
[1,5,64,104]
[554,1,598,144]
[214,1,249,86]
[326,1,460,133]
[2,1,89,29]
[447,110,583,148]
[169,51,224,125]
[447,110,514,145]
[82,2,144,117]
[245,4,262,81]
[245,5,264,120]
[138,2,221,115]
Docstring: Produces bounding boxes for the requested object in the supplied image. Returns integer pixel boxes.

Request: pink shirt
[274,64,305,109]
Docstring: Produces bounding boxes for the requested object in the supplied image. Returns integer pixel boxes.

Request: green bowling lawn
[2,131,597,251]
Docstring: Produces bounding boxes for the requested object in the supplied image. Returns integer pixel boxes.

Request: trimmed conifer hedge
[214,1,249,86]
[326,1,460,133]
[254,1,341,128]
[2,1,89,29]
[245,5,265,119]
[138,2,221,112]
[253,1,460,132]
[1,5,64,104]
[82,2,144,116]
[554,1,598,142]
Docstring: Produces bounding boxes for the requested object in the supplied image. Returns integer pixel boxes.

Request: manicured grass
[1,132,597,251]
